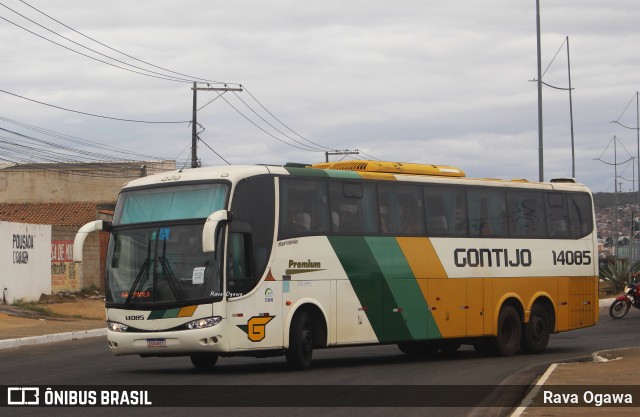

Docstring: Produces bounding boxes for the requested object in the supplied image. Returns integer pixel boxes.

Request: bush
[600,259,639,294]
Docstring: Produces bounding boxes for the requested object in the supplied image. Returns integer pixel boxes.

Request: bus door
[226,221,282,350]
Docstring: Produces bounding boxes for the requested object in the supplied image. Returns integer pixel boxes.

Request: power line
[215,91,325,153]
[0,116,174,160]
[198,137,230,165]
[0,12,201,83]
[243,86,334,151]
[230,89,325,152]
[0,89,190,123]
[18,0,232,86]
[0,2,199,83]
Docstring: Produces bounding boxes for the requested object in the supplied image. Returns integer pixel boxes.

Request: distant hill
[592,192,639,209]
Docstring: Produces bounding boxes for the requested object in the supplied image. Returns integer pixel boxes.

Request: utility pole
[566,37,575,178]
[325,150,359,162]
[191,82,243,168]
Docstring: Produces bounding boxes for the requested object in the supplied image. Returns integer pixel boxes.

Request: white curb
[0,328,107,351]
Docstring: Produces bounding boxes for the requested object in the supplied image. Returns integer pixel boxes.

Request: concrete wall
[0,161,176,204]
[0,221,51,304]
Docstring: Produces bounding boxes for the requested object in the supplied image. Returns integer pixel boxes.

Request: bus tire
[190,353,219,370]
[286,311,314,370]
[494,305,521,356]
[521,304,550,354]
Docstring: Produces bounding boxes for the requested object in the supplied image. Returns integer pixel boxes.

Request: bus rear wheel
[521,304,550,354]
[190,353,219,370]
[286,311,314,370]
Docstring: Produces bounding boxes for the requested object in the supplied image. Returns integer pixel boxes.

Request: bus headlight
[185,316,222,330]
[107,321,129,332]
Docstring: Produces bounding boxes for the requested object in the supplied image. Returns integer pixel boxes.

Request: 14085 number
[552,250,591,266]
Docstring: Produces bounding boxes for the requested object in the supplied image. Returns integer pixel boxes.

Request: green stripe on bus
[364,237,441,340]
[323,169,362,179]
[147,308,180,320]
[283,167,330,177]
[328,236,387,340]
[329,236,441,342]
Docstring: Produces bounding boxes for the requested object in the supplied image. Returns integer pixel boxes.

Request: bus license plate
[147,338,166,347]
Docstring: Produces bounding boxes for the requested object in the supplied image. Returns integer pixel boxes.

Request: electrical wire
[541,37,567,79]
[230,89,325,152]
[0,2,198,83]
[2,2,363,162]
[614,93,638,124]
[242,86,334,151]
[0,13,204,83]
[215,91,325,152]
[198,137,230,165]
[0,89,190,123]
[18,0,232,86]
[0,116,190,176]
[0,116,174,160]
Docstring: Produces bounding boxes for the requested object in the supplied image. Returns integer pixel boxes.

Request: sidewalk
[510,298,640,416]
[0,298,638,415]
[0,298,106,349]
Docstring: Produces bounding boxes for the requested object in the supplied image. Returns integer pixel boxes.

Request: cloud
[1,0,639,192]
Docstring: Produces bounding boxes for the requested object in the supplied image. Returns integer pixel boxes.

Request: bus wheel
[494,305,521,356]
[286,311,313,370]
[190,353,219,370]
[521,304,550,354]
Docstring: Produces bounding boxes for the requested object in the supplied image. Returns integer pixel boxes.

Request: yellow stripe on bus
[396,237,448,279]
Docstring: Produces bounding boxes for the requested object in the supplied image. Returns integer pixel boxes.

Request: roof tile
[0,202,98,226]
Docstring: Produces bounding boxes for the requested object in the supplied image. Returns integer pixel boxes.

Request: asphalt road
[2,305,638,417]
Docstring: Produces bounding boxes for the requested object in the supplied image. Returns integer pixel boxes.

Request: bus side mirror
[203,210,231,253]
[73,220,111,263]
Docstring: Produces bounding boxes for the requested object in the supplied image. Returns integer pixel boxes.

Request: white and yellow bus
[74,160,598,370]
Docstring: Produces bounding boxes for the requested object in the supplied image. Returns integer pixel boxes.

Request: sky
[2,0,640,192]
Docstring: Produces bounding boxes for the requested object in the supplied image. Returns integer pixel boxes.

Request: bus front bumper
[107,328,227,356]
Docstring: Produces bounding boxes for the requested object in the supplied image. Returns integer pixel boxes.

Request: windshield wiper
[125,257,150,305]
[159,255,183,304]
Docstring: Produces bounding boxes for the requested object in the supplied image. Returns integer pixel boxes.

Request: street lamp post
[536,0,544,182]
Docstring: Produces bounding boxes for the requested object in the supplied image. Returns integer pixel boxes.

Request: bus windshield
[106,223,222,306]
[113,183,228,225]
[106,182,229,306]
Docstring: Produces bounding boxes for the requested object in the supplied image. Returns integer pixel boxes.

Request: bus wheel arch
[284,301,328,370]
[521,297,554,354]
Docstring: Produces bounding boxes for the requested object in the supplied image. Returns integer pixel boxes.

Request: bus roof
[120,162,590,193]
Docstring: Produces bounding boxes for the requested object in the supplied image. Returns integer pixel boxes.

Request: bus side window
[546,193,570,238]
[468,188,507,237]
[507,190,545,238]
[279,178,329,238]
[328,181,379,234]
[424,186,467,236]
[227,231,254,295]
[378,184,424,235]
[568,193,593,238]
